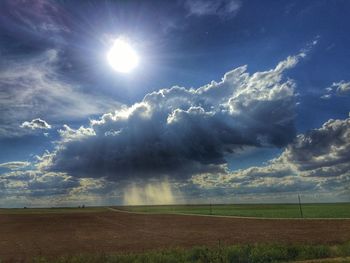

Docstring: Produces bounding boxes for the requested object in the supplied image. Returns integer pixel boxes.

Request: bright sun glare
[107,38,139,73]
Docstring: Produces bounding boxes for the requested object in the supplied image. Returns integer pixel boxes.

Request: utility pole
[298,194,303,218]
[209,203,212,215]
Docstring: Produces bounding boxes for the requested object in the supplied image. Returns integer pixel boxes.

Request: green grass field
[116,203,350,218]
[1,203,349,218]
[0,207,108,214]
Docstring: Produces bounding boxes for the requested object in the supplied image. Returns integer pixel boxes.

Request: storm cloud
[193,115,350,197]
[282,115,350,172]
[42,53,304,181]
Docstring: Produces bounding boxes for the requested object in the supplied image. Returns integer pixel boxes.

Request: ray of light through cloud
[0,0,350,207]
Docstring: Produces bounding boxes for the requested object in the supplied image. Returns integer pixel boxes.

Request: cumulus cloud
[333,81,350,94]
[2,112,348,204]
[192,115,350,197]
[0,168,110,207]
[58,124,95,142]
[0,161,30,170]
[0,49,120,138]
[40,52,305,182]
[184,0,241,18]
[0,170,76,196]
[20,118,51,130]
[321,81,350,99]
[281,116,350,172]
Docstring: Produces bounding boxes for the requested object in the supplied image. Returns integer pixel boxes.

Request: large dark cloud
[43,53,303,181]
[283,115,350,171]
[193,114,350,197]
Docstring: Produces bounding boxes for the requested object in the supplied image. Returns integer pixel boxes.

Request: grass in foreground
[116,203,350,218]
[29,242,350,263]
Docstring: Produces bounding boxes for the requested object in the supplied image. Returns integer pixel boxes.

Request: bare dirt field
[0,209,350,262]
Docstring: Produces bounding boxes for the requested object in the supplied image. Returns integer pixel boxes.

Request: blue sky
[0,0,349,207]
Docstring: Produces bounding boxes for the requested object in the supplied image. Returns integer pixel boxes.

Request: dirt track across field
[0,210,350,262]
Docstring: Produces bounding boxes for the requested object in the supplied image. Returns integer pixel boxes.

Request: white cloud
[20,118,51,130]
[320,94,332,100]
[0,168,109,207]
[0,50,120,138]
[321,80,350,99]
[184,0,241,18]
[334,81,350,94]
[0,0,69,35]
[0,161,31,170]
[58,124,96,142]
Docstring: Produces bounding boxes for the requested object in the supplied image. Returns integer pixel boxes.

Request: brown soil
[0,210,349,262]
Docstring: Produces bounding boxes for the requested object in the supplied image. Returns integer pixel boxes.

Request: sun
[107,38,139,73]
